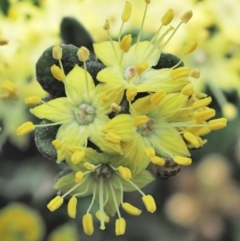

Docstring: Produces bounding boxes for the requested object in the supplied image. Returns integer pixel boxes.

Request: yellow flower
[0,203,45,241]
[47,148,155,236]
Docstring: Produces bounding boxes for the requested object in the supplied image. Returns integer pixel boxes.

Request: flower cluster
[17,0,227,236]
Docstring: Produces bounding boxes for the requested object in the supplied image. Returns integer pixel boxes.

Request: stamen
[181,84,194,96]
[82,213,94,235]
[173,156,192,166]
[84,162,97,171]
[134,115,149,127]
[195,126,211,136]
[50,64,65,81]
[122,202,142,216]
[194,108,216,122]
[144,147,155,158]
[24,96,42,104]
[100,91,109,102]
[120,34,132,53]
[161,9,174,26]
[16,122,35,136]
[99,177,105,230]
[150,156,165,166]
[135,62,149,75]
[0,39,8,46]
[183,132,200,148]
[189,69,200,78]
[115,218,126,236]
[110,182,121,218]
[47,196,64,212]
[184,39,198,55]
[118,1,132,42]
[67,196,77,218]
[52,45,63,60]
[180,10,193,23]
[111,103,121,112]
[142,195,156,213]
[0,80,18,99]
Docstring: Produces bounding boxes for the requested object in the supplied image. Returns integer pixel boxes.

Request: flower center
[137,119,154,136]
[123,66,136,81]
[74,103,95,125]
[93,164,113,180]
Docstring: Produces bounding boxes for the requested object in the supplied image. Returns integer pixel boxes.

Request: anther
[52,45,62,60]
[145,0,151,3]
[96,210,110,223]
[181,84,194,96]
[111,103,121,112]
[134,115,149,127]
[173,156,192,166]
[0,39,8,46]
[118,166,132,181]
[194,108,216,122]
[71,150,85,164]
[16,122,35,136]
[170,67,190,80]
[47,196,64,212]
[190,69,200,78]
[184,39,198,55]
[83,162,96,172]
[24,96,42,104]
[83,213,94,235]
[135,62,149,75]
[103,19,110,30]
[100,92,109,102]
[75,171,84,183]
[77,47,90,62]
[120,34,132,52]
[122,202,142,216]
[183,132,200,148]
[208,118,227,130]
[192,97,212,109]
[161,9,174,26]
[180,10,193,23]
[121,1,131,22]
[150,90,166,105]
[115,218,126,236]
[144,147,155,158]
[126,86,138,101]
[195,127,211,136]
[142,195,156,213]
[50,64,65,81]
[52,140,62,150]
[150,156,165,166]
[68,196,77,218]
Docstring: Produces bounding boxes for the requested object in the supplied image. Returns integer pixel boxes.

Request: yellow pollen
[192,97,212,109]
[134,115,149,127]
[150,156,165,166]
[105,132,121,144]
[24,96,42,104]
[52,45,62,60]
[122,202,142,216]
[83,162,96,172]
[181,10,193,23]
[68,196,77,218]
[135,62,149,75]
[183,132,200,148]
[120,34,132,52]
[96,210,110,223]
[52,140,62,150]
[16,122,35,136]
[50,64,65,81]
[100,92,109,102]
[77,47,90,62]
[194,108,216,122]
[181,84,194,96]
[83,213,94,235]
[144,147,155,158]
[126,86,138,101]
[47,196,64,212]
[121,1,131,22]
[145,0,151,3]
[150,90,166,105]
[208,118,227,130]
[103,19,110,30]
[111,103,121,112]
[190,69,200,78]
[142,195,156,213]
[173,156,192,166]
[184,39,198,55]
[71,150,85,164]
[75,171,84,183]
[115,218,126,236]
[170,67,190,80]
[118,166,132,181]
[161,9,174,26]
